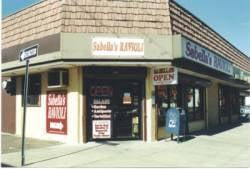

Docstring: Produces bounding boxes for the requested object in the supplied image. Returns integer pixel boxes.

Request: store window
[218,86,227,116]
[156,85,177,127]
[239,96,245,106]
[232,88,240,115]
[22,74,41,106]
[185,87,204,121]
[219,85,240,117]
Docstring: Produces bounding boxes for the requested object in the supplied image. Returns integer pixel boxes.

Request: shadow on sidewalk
[25,144,104,166]
[25,141,120,166]
[1,163,14,167]
[192,119,249,136]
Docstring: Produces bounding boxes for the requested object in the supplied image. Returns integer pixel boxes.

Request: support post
[21,59,29,166]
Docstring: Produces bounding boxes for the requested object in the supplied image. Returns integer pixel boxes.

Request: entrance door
[113,80,141,139]
[87,79,142,141]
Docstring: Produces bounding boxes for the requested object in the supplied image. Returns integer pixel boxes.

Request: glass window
[156,85,178,127]
[239,96,245,106]
[232,88,240,115]
[185,87,204,121]
[186,87,194,121]
[22,74,41,106]
[194,88,203,120]
[48,71,60,86]
[170,86,177,108]
[219,86,229,116]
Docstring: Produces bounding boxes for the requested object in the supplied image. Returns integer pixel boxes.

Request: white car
[240,106,250,117]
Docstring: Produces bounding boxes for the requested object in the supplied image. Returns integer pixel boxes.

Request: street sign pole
[21,59,30,166]
[19,44,38,166]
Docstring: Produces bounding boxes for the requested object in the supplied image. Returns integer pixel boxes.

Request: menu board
[90,86,113,139]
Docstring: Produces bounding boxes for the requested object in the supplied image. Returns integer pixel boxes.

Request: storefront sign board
[92,120,111,139]
[92,38,144,56]
[153,66,178,85]
[182,38,233,76]
[46,90,67,135]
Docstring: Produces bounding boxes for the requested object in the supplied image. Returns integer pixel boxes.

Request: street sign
[46,90,67,135]
[19,44,38,166]
[19,44,38,61]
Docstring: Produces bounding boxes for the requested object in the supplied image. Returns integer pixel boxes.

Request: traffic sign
[19,44,38,61]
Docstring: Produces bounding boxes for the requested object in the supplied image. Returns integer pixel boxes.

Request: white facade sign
[92,38,144,56]
[92,120,111,139]
[182,38,233,76]
[153,66,178,85]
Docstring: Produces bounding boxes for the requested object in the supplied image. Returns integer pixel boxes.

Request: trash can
[165,107,186,143]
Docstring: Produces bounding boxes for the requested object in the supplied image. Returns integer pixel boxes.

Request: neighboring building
[2,0,250,143]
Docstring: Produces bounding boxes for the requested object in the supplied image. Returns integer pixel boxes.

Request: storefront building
[2,0,250,143]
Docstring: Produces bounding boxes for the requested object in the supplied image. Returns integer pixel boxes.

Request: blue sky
[2,0,250,57]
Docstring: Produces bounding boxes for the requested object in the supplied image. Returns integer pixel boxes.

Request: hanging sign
[46,90,67,135]
[19,44,38,61]
[153,66,178,85]
[92,38,144,56]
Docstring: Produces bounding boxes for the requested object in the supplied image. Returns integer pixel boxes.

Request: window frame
[21,73,42,107]
[185,86,204,122]
[156,85,178,127]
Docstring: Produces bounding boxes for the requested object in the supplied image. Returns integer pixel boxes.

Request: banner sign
[46,90,67,135]
[92,38,144,56]
[182,38,233,76]
[92,120,111,139]
[153,66,178,85]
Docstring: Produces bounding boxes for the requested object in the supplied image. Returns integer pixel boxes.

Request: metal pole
[21,59,29,166]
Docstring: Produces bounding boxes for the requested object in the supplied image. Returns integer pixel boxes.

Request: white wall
[15,67,82,144]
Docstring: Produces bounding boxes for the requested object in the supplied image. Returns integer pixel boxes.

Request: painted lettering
[184,38,233,75]
[48,94,66,106]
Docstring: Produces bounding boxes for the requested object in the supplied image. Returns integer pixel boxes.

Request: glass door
[113,80,141,139]
[87,79,142,141]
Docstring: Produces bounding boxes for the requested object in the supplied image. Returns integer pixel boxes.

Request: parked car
[240,105,250,118]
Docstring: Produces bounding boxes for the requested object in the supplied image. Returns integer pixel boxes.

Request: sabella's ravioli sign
[46,91,67,135]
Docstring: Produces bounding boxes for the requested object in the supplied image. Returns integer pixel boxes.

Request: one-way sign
[19,44,38,61]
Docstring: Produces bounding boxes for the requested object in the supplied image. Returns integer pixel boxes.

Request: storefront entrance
[84,67,146,141]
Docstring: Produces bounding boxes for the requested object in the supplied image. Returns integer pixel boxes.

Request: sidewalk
[1,133,61,154]
[1,121,250,168]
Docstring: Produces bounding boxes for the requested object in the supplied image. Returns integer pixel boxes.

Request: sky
[2,0,250,57]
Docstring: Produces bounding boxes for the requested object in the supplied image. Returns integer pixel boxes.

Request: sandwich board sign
[19,44,38,61]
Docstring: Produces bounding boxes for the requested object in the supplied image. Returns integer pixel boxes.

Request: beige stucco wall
[207,82,219,128]
[146,68,157,142]
[15,67,83,143]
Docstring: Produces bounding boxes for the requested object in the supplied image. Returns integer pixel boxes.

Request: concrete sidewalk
[2,122,250,168]
[1,133,61,154]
